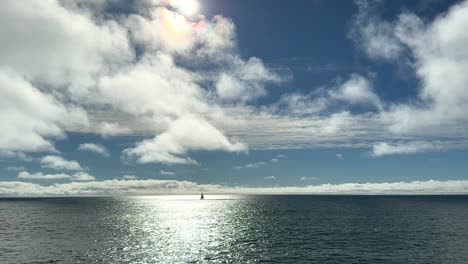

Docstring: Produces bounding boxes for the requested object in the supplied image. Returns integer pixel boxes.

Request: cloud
[2,178,468,196]
[78,143,110,157]
[276,92,328,116]
[5,166,25,171]
[350,0,404,60]
[233,162,266,169]
[2,0,468,163]
[270,158,279,163]
[329,74,382,109]
[0,151,33,162]
[371,141,439,157]
[117,174,138,180]
[300,177,320,181]
[216,57,283,102]
[0,69,88,153]
[336,153,343,159]
[40,155,84,171]
[71,172,96,181]
[353,0,468,136]
[160,170,176,176]
[264,176,277,180]
[124,116,246,164]
[0,0,275,162]
[17,171,95,181]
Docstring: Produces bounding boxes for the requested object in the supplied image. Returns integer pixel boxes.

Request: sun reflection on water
[111,195,260,262]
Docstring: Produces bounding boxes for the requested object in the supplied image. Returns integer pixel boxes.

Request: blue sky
[1,0,468,195]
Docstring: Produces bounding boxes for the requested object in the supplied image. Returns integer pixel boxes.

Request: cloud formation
[1,0,468,167]
[17,171,95,181]
[371,141,440,157]
[2,178,468,196]
[40,155,84,171]
[160,170,176,176]
[78,143,110,157]
[124,116,246,164]
[353,0,468,137]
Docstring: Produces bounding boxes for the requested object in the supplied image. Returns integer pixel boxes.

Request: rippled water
[1,195,468,263]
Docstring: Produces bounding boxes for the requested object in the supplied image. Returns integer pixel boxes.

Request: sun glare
[178,0,199,16]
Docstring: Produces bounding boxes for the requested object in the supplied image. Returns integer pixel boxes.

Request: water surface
[1,195,468,263]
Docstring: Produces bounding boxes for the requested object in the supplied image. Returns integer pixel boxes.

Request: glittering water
[1,195,468,263]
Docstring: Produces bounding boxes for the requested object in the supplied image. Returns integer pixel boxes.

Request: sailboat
[200,193,204,200]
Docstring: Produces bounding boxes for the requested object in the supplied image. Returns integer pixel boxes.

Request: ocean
[1,195,468,263]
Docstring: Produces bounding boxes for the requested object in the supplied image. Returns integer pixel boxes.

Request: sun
[178,0,199,16]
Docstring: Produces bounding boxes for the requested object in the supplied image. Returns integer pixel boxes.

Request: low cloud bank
[1,179,467,196]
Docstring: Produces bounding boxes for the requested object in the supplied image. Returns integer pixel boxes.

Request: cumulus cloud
[353,0,468,136]
[78,143,110,157]
[0,69,88,153]
[2,0,468,165]
[124,116,246,164]
[17,171,95,181]
[329,74,382,109]
[0,0,278,164]
[2,178,468,196]
[40,155,84,171]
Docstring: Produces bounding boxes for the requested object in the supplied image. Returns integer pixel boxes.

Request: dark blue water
[1,195,468,263]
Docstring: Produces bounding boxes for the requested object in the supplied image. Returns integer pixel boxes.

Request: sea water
[1,195,468,263]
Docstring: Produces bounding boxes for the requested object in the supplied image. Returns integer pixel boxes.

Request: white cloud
[270,158,279,163]
[336,153,343,159]
[17,171,95,181]
[300,177,320,181]
[0,0,132,93]
[78,143,110,157]
[371,141,439,157]
[116,174,138,180]
[216,57,282,102]
[350,0,403,60]
[122,175,138,180]
[71,172,96,181]
[160,170,176,176]
[95,122,131,137]
[354,0,468,137]
[1,0,468,162]
[329,74,381,109]
[0,0,263,162]
[2,178,468,196]
[40,155,84,171]
[124,116,246,164]
[264,176,277,180]
[276,92,328,116]
[0,69,88,153]
[233,162,266,169]
[0,151,33,162]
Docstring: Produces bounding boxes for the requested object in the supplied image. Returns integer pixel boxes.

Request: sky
[1,0,468,196]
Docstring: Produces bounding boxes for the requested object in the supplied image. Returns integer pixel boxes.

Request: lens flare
[166,0,199,16]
